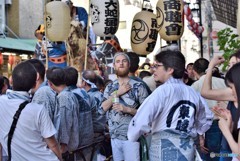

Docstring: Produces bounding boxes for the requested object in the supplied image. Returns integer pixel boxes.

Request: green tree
[217,28,240,70]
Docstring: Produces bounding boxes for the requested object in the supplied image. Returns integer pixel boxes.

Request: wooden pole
[84,2,91,70]
[43,0,49,69]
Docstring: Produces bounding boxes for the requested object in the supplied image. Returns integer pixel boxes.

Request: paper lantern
[8,55,14,65]
[192,23,199,29]
[188,19,194,26]
[186,14,193,21]
[210,31,218,39]
[184,5,191,16]
[90,0,119,38]
[131,9,159,56]
[198,26,204,33]
[157,0,184,41]
[0,53,3,65]
[45,1,71,41]
[187,25,193,31]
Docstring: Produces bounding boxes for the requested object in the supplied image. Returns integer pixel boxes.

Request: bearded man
[100,52,149,161]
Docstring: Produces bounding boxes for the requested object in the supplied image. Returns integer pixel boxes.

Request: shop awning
[0,37,37,54]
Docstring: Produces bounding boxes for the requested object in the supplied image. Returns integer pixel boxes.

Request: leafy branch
[217,28,240,71]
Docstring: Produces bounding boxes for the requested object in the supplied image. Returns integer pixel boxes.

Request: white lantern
[90,0,119,38]
[45,1,71,41]
[131,9,159,56]
[156,0,184,41]
[184,5,191,16]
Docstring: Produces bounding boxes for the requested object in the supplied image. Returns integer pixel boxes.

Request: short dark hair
[186,63,193,69]
[27,59,45,81]
[12,61,37,91]
[126,52,139,73]
[139,71,151,79]
[64,67,78,86]
[3,76,10,89]
[0,76,4,93]
[95,75,104,90]
[155,50,185,79]
[82,70,97,86]
[193,58,209,75]
[46,67,65,86]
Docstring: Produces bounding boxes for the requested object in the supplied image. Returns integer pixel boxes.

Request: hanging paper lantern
[0,53,3,65]
[90,0,120,38]
[198,26,204,34]
[8,55,14,65]
[192,23,199,29]
[186,14,193,21]
[184,5,191,16]
[188,19,194,26]
[156,0,184,41]
[45,1,71,41]
[187,25,193,31]
[210,30,218,39]
[131,9,160,56]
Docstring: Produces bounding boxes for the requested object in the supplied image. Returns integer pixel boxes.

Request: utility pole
[207,1,214,59]
[199,0,203,57]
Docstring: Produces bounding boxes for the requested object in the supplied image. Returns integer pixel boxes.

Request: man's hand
[199,136,209,154]
[112,103,137,115]
[117,83,131,96]
[112,103,126,113]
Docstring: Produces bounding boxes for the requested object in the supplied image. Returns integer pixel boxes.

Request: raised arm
[201,56,235,101]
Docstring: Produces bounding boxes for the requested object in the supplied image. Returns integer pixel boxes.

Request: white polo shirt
[0,95,59,161]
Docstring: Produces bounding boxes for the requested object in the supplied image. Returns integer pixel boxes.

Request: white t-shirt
[0,95,59,161]
[191,75,227,109]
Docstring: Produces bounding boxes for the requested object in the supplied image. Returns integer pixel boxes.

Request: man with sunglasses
[128,50,213,161]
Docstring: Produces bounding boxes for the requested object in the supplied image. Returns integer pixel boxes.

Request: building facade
[7,0,43,39]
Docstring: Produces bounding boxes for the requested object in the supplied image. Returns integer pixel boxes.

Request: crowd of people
[1,44,240,161]
[20,0,240,160]
[2,0,240,160]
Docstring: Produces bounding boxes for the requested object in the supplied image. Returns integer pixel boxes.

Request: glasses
[151,64,164,69]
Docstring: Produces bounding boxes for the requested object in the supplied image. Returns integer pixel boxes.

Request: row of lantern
[43,0,120,41]
[44,0,185,57]
[0,53,16,65]
[131,0,184,56]
[184,4,204,38]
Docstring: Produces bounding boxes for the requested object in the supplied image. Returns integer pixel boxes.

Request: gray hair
[113,52,130,64]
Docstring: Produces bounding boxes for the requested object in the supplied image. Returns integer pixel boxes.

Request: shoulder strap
[7,101,29,161]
